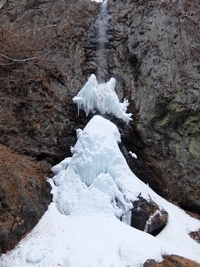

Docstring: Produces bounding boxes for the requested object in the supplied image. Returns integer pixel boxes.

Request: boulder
[131,196,168,236]
[190,229,200,244]
[144,255,200,267]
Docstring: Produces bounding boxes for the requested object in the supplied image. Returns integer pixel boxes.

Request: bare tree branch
[0,0,6,10]
[0,51,51,65]
[0,53,37,63]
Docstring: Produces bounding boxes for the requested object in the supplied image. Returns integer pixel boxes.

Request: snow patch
[26,249,45,264]
[129,151,137,159]
[90,0,103,2]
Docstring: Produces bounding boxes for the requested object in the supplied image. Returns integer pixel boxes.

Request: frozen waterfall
[51,115,137,222]
[73,74,132,123]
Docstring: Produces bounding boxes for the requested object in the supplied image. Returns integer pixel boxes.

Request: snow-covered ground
[1,75,200,267]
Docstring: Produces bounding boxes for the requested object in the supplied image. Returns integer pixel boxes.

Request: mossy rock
[189,139,200,158]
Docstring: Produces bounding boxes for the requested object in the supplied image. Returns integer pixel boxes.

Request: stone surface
[190,229,200,244]
[144,255,200,267]
[131,196,168,236]
[109,0,200,214]
[0,144,51,254]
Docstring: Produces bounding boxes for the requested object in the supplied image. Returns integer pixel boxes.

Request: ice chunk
[73,74,132,123]
[51,157,72,174]
[26,249,44,264]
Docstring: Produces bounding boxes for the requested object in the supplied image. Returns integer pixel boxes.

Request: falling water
[96,0,110,82]
[98,0,109,50]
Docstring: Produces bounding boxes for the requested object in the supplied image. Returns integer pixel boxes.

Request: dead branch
[0,0,6,10]
[0,53,37,64]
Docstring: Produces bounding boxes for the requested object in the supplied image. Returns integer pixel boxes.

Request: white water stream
[96,0,110,82]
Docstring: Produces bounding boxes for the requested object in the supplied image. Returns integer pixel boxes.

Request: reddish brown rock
[190,229,200,244]
[0,144,51,254]
[144,255,200,267]
[131,196,168,236]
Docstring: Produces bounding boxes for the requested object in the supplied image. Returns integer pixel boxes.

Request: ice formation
[73,74,132,123]
[51,115,142,222]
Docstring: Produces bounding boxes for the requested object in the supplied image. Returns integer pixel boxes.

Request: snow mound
[50,115,150,222]
[73,74,132,123]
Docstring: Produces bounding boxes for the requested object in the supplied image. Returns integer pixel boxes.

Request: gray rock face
[85,0,200,213]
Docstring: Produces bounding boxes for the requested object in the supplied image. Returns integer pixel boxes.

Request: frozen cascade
[51,115,137,222]
[73,74,132,123]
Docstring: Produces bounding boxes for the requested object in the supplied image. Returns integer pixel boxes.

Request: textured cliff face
[0,144,51,254]
[112,0,200,213]
[85,0,200,213]
[0,0,99,164]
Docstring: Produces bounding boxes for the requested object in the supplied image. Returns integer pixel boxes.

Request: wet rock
[131,196,168,236]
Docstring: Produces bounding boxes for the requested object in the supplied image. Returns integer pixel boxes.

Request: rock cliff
[0,0,200,262]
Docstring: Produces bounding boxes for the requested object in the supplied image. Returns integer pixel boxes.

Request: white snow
[90,0,103,3]
[1,115,200,267]
[73,74,132,123]
[129,151,138,159]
